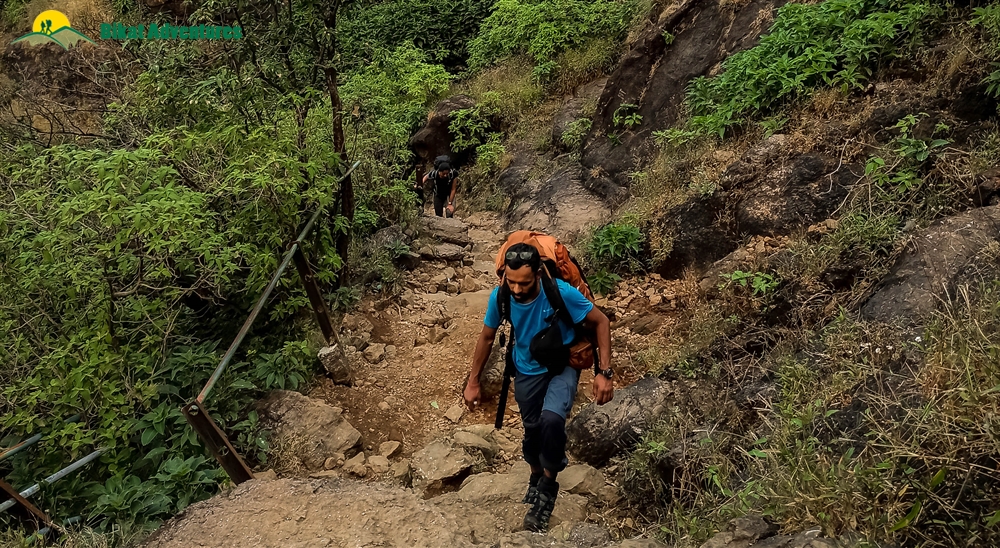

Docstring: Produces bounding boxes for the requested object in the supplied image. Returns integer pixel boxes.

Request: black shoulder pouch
[528,276,569,375]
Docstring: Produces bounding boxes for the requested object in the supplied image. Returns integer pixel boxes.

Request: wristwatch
[595,367,613,380]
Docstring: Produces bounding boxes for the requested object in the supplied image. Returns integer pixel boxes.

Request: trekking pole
[495,330,515,430]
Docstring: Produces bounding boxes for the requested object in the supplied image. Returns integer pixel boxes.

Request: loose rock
[445,405,464,423]
[380,441,402,458]
[368,455,391,475]
[257,391,361,472]
[363,343,386,364]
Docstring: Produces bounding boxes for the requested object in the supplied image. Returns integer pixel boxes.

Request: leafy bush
[719,270,781,296]
[586,221,645,273]
[680,0,942,138]
[561,117,592,150]
[0,121,341,529]
[338,0,496,70]
[467,0,640,79]
[449,102,500,152]
[971,5,1000,97]
[589,269,623,296]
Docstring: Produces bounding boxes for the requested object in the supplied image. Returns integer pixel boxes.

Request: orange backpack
[493,231,597,372]
[494,231,594,301]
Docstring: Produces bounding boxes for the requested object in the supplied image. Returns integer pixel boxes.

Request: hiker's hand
[464,380,481,410]
[593,374,613,405]
[447,204,455,215]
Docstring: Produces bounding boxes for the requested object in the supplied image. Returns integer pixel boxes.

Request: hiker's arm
[449,177,458,206]
[583,306,614,405]
[464,324,497,408]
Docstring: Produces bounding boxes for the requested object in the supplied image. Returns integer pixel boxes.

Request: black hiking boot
[522,472,543,504]
[523,476,558,532]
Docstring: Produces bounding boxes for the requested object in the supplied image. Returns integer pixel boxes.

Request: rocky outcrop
[566,377,674,466]
[734,153,861,237]
[862,204,1000,325]
[408,95,477,171]
[256,391,362,472]
[581,0,787,200]
[552,78,607,151]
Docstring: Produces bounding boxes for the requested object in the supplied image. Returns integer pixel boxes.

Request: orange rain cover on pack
[494,230,594,302]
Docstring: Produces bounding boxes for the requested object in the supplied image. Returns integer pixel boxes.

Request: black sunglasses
[505,250,536,261]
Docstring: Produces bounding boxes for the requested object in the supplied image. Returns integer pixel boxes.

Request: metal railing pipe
[0,415,81,463]
[0,449,104,513]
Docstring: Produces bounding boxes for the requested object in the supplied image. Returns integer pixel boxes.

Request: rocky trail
[141,207,707,548]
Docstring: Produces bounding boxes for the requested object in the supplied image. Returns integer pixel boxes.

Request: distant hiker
[419,155,458,218]
[463,239,614,532]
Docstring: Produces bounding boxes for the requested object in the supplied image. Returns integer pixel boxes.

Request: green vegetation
[972,6,1000,97]
[338,0,496,70]
[661,0,942,141]
[561,117,592,150]
[467,0,641,82]
[583,220,645,294]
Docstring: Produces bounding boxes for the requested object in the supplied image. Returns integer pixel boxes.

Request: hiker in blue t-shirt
[463,243,613,532]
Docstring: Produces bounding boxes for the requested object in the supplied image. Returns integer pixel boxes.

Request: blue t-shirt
[484,279,594,376]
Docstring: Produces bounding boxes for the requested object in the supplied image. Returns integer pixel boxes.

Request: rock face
[581,0,786,199]
[862,204,1000,325]
[552,78,607,151]
[566,377,673,466]
[735,154,860,236]
[257,391,361,472]
[408,95,477,170]
[650,194,734,278]
[502,161,611,243]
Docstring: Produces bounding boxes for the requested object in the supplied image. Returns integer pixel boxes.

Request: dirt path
[144,208,691,548]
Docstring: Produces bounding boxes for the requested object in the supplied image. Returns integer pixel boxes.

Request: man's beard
[511,281,537,303]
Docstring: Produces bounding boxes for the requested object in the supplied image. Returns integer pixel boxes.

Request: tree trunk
[323,1,353,290]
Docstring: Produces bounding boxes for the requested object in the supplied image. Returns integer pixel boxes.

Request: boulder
[344,452,368,477]
[411,440,475,492]
[548,522,611,548]
[318,342,354,386]
[475,342,506,401]
[257,391,361,472]
[862,204,1000,325]
[419,216,473,247]
[368,455,391,475]
[393,251,422,270]
[453,431,497,458]
[566,377,673,466]
[363,343,386,364]
[651,193,735,278]
[409,95,478,168]
[445,405,465,423]
[380,440,402,458]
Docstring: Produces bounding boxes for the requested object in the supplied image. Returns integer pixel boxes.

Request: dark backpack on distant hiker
[428,155,457,199]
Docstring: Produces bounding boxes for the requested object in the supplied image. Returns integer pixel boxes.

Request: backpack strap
[539,267,586,342]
